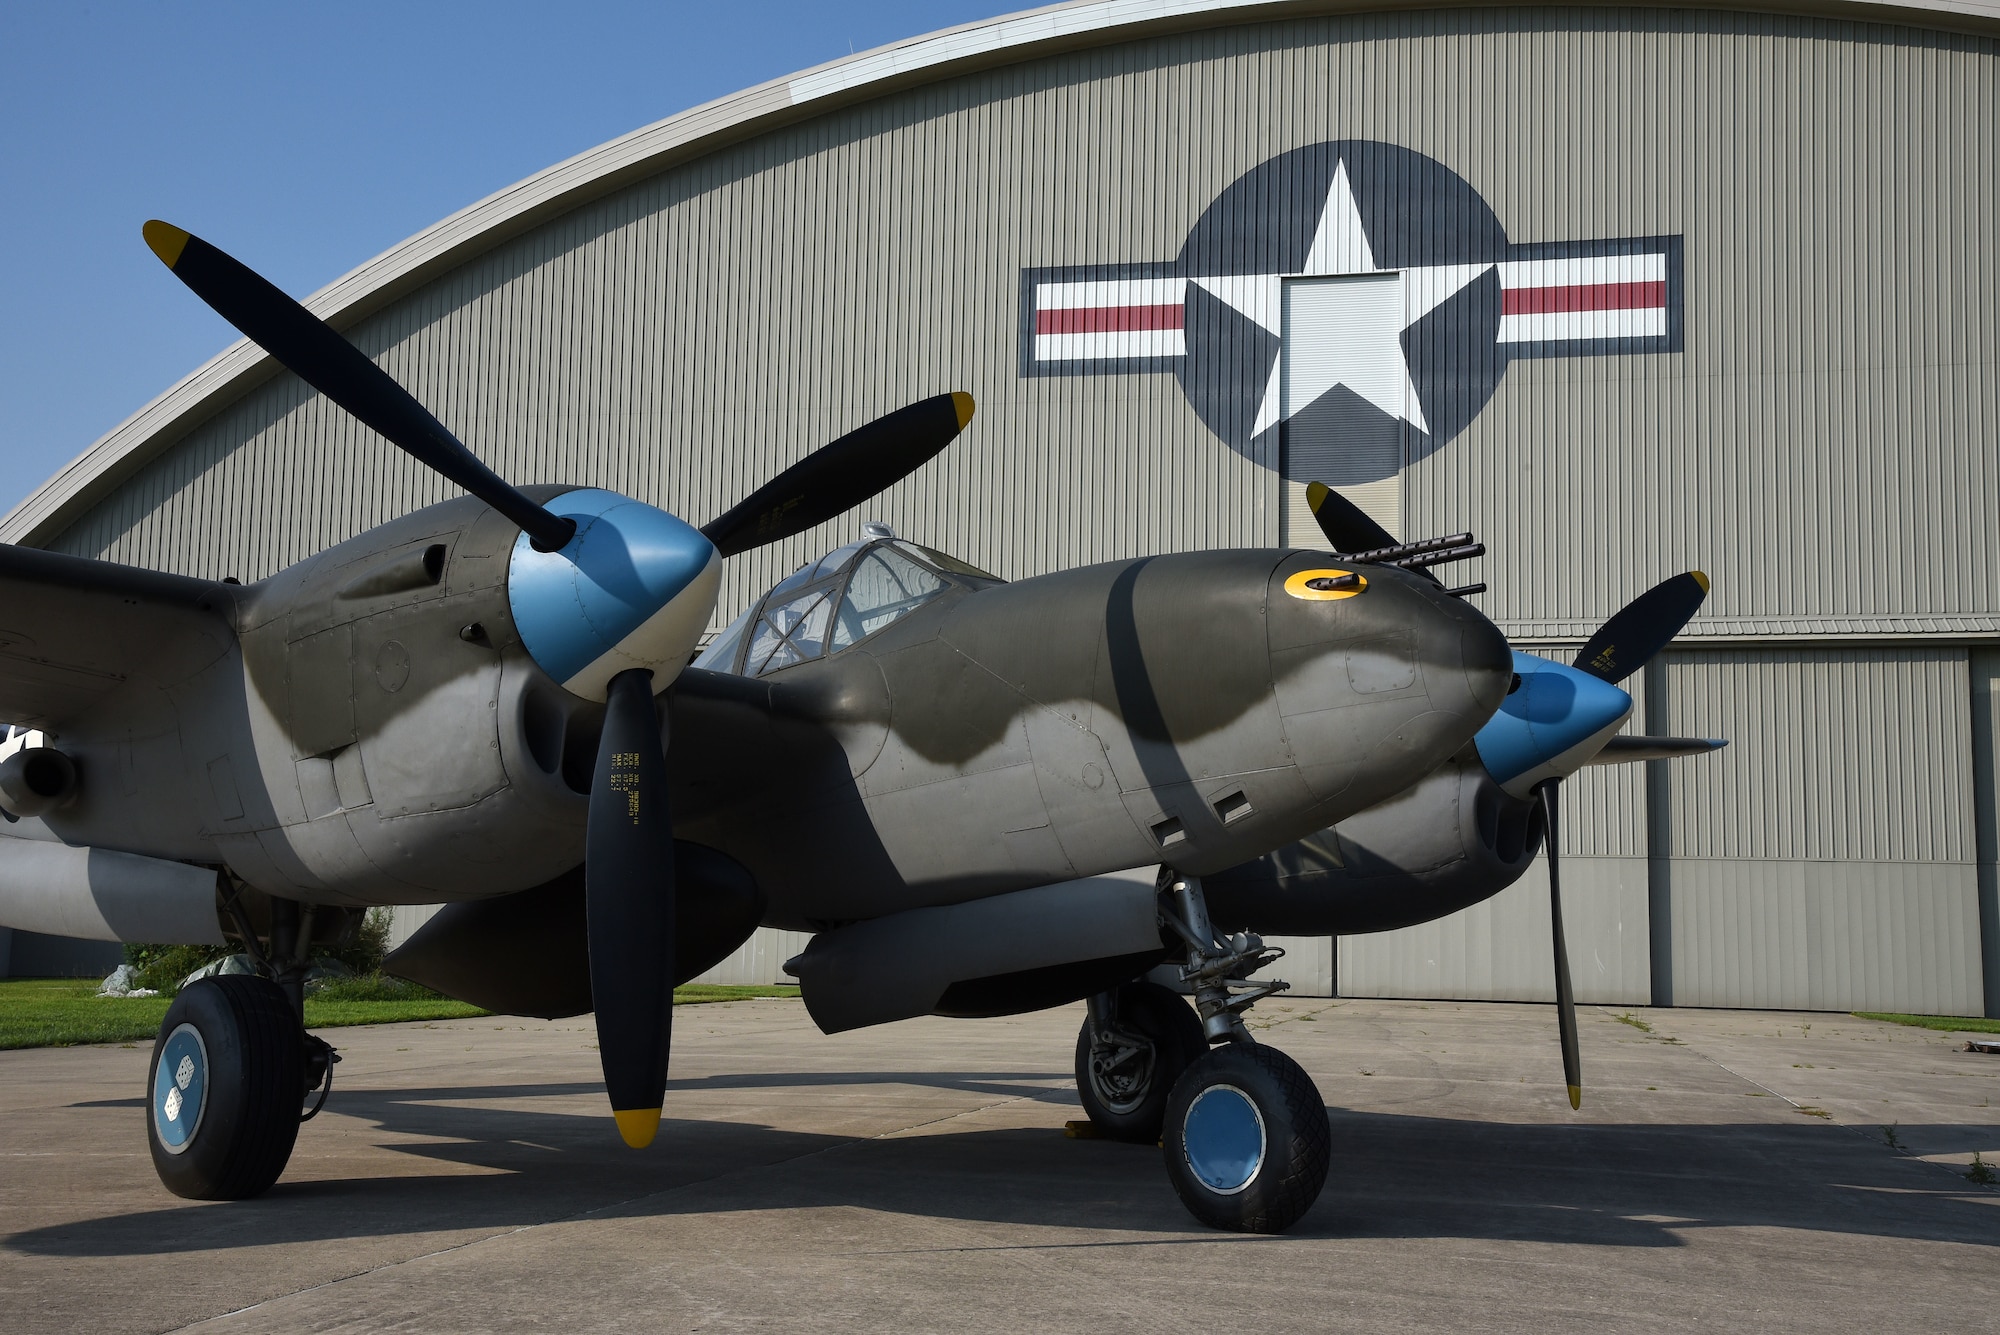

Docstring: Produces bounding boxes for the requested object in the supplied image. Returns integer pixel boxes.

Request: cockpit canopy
[694,529,1001,678]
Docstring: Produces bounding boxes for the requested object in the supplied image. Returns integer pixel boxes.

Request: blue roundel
[1474,651,1634,788]
[1183,1084,1267,1194]
[508,489,721,701]
[153,1023,208,1154]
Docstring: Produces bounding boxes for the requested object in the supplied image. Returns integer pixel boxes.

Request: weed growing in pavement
[1881,1124,1905,1151]
[1615,1013,1653,1033]
[1968,1153,1996,1186]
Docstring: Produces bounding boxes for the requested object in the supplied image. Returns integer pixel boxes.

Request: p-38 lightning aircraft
[0,223,1715,1234]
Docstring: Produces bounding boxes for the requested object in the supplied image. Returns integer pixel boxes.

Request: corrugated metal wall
[1656,648,1983,1013]
[43,8,2000,1012]
[1342,646,1986,1015]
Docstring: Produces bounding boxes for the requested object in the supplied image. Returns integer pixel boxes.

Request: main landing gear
[146,894,340,1200]
[1075,872,1330,1234]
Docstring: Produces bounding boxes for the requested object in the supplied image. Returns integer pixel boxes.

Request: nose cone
[1475,651,1635,796]
[508,488,722,702]
[1265,557,1516,813]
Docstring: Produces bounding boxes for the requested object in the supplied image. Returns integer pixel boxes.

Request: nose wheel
[1162,1041,1330,1233]
[1138,870,1330,1233]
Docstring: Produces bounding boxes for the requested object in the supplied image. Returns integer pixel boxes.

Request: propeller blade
[1304,481,1398,554]
[701,394,975,559]
[142,221,576,553]
[1539,780,1582,1110]
[1586,735,1728,765]
[1574,571,1710,684]
[586,668,677,1148]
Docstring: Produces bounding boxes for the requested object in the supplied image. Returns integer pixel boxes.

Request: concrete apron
[0,998,1995,1334]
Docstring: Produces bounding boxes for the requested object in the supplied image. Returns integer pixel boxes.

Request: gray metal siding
[51,11,2000,644]
[1656,648,1984,1013]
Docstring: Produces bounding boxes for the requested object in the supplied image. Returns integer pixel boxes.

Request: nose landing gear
[1074,872,1331,1234]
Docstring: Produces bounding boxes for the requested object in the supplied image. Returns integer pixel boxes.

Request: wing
[0,545,233,728]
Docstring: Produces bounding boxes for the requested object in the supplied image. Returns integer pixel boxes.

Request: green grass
[673,984,800,1005]
[0,978,799,1050]
[1854,1011,2000,1034]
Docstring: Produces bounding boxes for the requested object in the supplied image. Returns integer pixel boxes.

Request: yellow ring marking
[1284,568,1367,601]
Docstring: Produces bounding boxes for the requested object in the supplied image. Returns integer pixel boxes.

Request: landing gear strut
[145,890,341,1199]
[1076,871,1331,1234]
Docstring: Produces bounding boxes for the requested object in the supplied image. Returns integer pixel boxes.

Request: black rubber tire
[1074,980,1207,1143]
[146,975,304,1200]
[1162,1042,1330,1234]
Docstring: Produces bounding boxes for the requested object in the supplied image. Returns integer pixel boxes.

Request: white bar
[1036,277,1188,310]
[1499,308,1668,343]
[1496,253,1667,289]
[1035,329,1187,361]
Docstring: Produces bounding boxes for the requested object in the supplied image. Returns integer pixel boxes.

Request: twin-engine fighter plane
[0,223,1713,1234]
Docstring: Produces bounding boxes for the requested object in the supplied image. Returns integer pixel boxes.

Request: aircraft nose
[1474,652,1635,796]
[1455,599,1515,717]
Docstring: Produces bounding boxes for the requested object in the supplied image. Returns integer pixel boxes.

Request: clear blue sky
[0,1,1007,518]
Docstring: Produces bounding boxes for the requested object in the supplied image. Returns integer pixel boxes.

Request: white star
[1189,160,1492,439]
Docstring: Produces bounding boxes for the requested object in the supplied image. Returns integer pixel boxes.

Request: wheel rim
[152,1023,209,1155]
[1182,1083,1265,1195]
[1088,1035,1157,1115]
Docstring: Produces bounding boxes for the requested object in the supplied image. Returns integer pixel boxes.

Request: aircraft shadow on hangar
[10,1099,1996,1258]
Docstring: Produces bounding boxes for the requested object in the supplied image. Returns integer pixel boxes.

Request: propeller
[588,668,677,1147]
[1573,571,1710,684]
[702,394,973,558]
[1297,481,1717,1109]
[142,221,578,553]
[1304,481,1397,554]
[144,220,975,1147]
[1537,780,1582,1109]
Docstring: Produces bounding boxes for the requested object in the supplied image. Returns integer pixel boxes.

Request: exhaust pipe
[0,747,78,819]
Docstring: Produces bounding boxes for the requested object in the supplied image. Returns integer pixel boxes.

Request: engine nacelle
[1205,756,1542,936]
[383,843,765,1018]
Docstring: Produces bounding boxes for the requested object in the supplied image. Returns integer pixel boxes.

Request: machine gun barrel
[1389,541,1485,571]
[1342,532,1474,564]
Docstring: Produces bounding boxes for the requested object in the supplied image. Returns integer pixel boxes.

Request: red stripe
[1036,303,1185,335]
[1502,280,1666,316]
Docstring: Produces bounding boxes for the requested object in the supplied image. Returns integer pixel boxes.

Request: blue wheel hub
[153,1023,208,1154]
[1182,1084,1267,1194]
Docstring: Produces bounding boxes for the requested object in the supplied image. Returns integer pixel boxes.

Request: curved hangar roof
[7,0,1995,551]
[7,0,1992,647]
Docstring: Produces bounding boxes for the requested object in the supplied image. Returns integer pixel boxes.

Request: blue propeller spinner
[1474,652,1634,797]
[507,490,722,701]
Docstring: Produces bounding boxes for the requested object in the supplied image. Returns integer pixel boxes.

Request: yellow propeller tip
[1305,480,1330,510]
[612,1107,661,1148]
[950,391,975,430]
[142,220,191,268]
[1567,1085,1582,1110]
[1691,570,1711,593]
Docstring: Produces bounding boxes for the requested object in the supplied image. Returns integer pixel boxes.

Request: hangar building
[5,0,1997,1016]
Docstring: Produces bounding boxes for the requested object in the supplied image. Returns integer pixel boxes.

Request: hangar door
[1280,273,1411,546]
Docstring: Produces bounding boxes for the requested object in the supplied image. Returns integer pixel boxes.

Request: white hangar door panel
[1280,274,1410,546]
